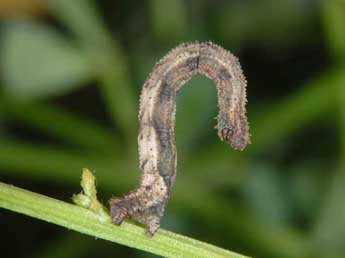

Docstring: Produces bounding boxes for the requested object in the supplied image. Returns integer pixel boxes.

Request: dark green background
[1,0,345,257]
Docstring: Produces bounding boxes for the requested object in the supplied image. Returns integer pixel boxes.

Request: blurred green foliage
[1,0,345,257]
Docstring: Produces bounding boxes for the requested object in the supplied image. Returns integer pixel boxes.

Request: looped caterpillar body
[109,41,250,236]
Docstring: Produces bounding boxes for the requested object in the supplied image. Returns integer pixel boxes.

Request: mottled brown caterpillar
[109,42,250,236]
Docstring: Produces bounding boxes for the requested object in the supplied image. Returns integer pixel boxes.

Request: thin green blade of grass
[0,182,249,258]
[339,81,345,176]
[2,100,119,153]
[310,172,345,258]
[309,1,345,256]
[0,139,134,190]
[322,0,345,60]
[250,67,345,151]
[149,0,187,41]
[323,0,345,173]
[45,0,137,141]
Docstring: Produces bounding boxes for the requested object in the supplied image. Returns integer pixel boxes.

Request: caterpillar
[109,41,250,236]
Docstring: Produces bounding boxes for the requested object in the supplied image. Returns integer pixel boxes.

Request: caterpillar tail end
[109,196,161,237]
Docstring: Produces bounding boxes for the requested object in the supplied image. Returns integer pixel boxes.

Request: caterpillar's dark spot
[218,68,232,80]
[222,127,234,140]
[159,80,173,104]
[161,174,174,189]
[140,159,148,170]
[185,56,199,71]
[156,128,171,147]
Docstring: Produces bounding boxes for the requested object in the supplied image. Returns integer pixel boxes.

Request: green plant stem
[0,182,249,258]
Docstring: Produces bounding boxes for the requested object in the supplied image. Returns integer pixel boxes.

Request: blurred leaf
[289,163,326,219]
[149,0,187,41]
[0,0,44,17]
[46,0,137,141]
[3,100,119,153]
[320,3,345,256]
[175,186,309,258]
[312,173,345,257]
[33,233,93,258]
[0,138,135,192]
[183,143,247,188]
[322,0,345,60]
[241,165,292,225]
[250,67,345,151]
[216,0,316,48]
[0,19,93,99]
[338,77,345,177]
[176,76,218,153]
[45,0,111,50]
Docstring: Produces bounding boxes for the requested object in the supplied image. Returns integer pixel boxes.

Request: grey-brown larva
[109,41,250,236]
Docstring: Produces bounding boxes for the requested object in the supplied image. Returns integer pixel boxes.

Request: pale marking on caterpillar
[109,41,250,236]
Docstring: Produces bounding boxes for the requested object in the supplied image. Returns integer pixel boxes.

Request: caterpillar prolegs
[109,42,250,236]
